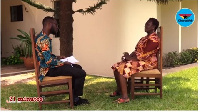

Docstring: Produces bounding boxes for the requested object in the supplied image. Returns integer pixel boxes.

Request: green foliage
[10,29,32,58]
[2,56,23,65]
[75,0,109,15]
[163,47,198,67]
[22,0,55,12]
[146,0,182,4]
[21,0,182,15]
[2,46,24,65]
[12,45,25,57]
[163,51,180,67]
[21,0,109,15]
[187,47,198,63]
[1,67,198,110]
[179,49,192,65]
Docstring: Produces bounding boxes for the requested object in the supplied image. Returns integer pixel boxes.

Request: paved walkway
[1,64,34,77]
[0,62,198,110]
[162,62,198,76]
[1,63,198,86]
[1,64,35,86]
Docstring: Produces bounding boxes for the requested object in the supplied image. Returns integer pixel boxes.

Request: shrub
[12,45,25,57]
[179,49,193,65]
[189,47,198,63]
[10,29,32,58]
[2,46,24,65]
[163,47,198,67]
[163,51,180,67]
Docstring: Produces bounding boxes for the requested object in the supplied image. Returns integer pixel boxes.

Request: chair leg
[141,77,144,89]
[160,77,163,99]
[155,78,159,93]
[38,102,42,110]
[68,80,74,108]
[131,76,135,100]
[146,77,149,92]
[38,87,42,110]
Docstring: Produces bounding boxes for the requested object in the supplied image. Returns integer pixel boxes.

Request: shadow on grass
[1,74,197,110]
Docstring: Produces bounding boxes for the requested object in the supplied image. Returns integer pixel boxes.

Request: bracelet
[122,56,126,60]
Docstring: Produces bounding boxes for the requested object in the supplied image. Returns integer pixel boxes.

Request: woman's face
[145,20,155,33]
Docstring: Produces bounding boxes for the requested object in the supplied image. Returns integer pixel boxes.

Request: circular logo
[175,8,195,27]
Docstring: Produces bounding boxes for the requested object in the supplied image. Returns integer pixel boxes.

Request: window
[10,5,23,22]
[54,1,60,19]
[54,1,60,37]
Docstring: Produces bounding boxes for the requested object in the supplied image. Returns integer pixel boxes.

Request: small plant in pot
[2,45,24,65]
[10,29,34,69]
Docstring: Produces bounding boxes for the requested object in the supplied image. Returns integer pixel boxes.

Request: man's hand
[57,56,66,60]
[64,61,72,65]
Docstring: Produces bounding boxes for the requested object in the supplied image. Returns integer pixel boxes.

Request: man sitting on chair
[35,16,89,106]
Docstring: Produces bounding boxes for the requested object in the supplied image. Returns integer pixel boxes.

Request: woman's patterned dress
[111,32,160,78]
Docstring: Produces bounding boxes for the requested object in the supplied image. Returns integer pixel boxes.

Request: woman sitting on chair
[111,18,160,103]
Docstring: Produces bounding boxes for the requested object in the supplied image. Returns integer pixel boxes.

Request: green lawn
[1,67,198,110]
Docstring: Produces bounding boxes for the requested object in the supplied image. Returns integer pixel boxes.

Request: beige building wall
[1,0,197,77]
[160,2,181,53]
[160,0,198,53]
[73,0,158,77]
[1,0,58,57]
[157,4,162,25]
[181,0,198,50]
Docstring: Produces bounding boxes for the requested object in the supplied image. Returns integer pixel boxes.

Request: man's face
[50,20,58,35]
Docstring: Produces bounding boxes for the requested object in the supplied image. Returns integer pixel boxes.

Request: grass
[1,67,198,110]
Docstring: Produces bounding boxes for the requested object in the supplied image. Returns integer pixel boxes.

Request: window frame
[10,5,23,22]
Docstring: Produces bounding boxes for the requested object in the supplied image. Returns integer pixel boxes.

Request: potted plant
[10,29,34,69]
[2,45,24,65]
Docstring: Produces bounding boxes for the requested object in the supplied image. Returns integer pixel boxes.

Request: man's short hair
[42,16,55,26]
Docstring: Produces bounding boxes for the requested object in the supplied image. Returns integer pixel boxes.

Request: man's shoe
[74,97,90,106]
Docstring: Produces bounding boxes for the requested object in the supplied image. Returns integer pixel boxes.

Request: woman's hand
[121,52,130,61]
[123,52,129,57]
[121,56,126,61]
[122,51,138,61]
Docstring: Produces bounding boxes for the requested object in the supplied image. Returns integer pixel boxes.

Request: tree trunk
[59,0,74,57]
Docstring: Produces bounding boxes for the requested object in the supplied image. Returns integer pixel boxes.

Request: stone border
[1,69,35,77]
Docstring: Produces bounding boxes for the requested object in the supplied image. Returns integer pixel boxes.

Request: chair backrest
[157,26,163,74]
[30,28,40,81]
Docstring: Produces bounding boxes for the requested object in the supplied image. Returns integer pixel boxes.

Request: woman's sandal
[116,98,130,104]
[110,91,120,97]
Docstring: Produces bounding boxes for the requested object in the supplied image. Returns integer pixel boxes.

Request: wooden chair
[30,28,74,110]
[130,26,163,100]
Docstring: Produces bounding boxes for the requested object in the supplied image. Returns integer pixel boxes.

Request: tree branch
[75,0,109,15]
[22,0,181,15]
[145,0,182,4]
[21,0,55,12]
